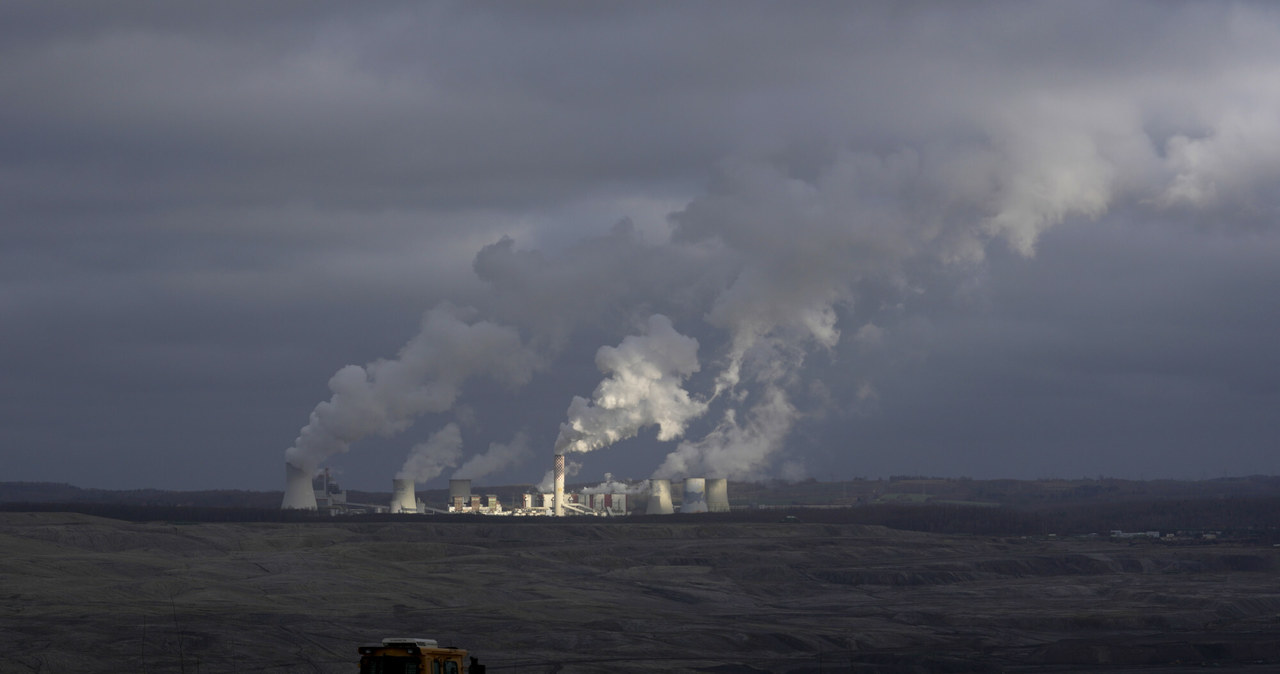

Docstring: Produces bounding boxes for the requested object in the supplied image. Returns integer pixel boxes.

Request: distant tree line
[0,502,318,522]
[6,497,1276,541]
[0,482,281,508]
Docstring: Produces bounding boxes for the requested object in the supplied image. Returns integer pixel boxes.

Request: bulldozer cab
[358,638,472,674]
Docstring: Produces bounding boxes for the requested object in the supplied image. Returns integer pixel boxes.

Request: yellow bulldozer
[357,637,484,674]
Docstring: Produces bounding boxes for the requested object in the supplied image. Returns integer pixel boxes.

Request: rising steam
[554,314,707,455]
[454,432,531,481]
[655,385,797,480]
[285,303,539,472]
[537,458,581,493]
[396,423,463,482]
[281,9,1280,487]
[582,473,646,495]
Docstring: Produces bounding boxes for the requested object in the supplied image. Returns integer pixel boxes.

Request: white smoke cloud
[531,78,1280,482]
[536,458,581,493]
[657,112,1152,476]
[554,314,707,454]
[581,472,647,495]
[453,431,531,481]
[288,4,1280,488]
[1159,109,1280,213]
[284,303,540,471]
[396,423,463,482]
[654,385,797,481]
[672,152,937,398]
[981,130,1114,257]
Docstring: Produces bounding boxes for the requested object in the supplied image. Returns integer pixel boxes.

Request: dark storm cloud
[2,1,1278,490]
[827,219,1280,479]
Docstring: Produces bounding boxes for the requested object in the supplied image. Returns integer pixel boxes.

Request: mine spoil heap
[3,512,1280,672]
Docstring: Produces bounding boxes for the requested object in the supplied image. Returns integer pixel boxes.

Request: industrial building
[282,458,730,517]
[280,467,389,515]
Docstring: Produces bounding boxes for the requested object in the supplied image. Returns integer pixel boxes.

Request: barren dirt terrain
[2,512,1279,673]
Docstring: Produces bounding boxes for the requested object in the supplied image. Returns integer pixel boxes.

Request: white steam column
[281,463,318,510]
[646,479,674,515]
[682,477,708,513]
[553,453,566,517]
[390,479,417,514]
[706,478,730,513]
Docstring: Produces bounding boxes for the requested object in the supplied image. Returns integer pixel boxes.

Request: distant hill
[6,475,1280,510]
[0,482,281,508]
[4,476,1280,539]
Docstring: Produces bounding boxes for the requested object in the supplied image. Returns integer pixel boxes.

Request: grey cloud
[2,2,1278,489]
[453,431,531,482]
[285,303,540,471]
[397,422,462,483]
[555,314,706,456]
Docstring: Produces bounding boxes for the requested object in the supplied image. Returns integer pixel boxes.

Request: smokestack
[706,478,729,513]
[449,479,471,508]
[646,478,674,515]
[281,463,318,510]
[554,452,566,517]
[682,477,708,513]
[390,478,417,514]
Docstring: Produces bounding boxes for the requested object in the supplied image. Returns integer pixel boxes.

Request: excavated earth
[1,512,1278,673]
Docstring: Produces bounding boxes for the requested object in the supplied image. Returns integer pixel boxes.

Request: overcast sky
[3,2,1278,492]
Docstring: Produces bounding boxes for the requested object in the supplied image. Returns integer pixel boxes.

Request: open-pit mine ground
[2,512,1278,673]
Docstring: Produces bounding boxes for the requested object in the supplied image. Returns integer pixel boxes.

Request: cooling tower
[682,477,708,513]
[646,478,674,515]
[706,478,730,512]
[449,479,471,507]
[390,478,417,514]
[281,462,318,510]
[553,453,565,517]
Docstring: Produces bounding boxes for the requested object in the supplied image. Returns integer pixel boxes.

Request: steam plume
[554,314,707,454]
[454,431,531,481]
[537,457,581,493]
[285,9,1280,487]
[396,423,463,482]
[655,385,797,480]
[582,473,646,495]
[284,303,539,471]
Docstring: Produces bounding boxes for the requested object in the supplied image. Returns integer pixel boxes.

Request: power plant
[682,477,708,513]
[646,478,674,514]
[281,468,390,515]
[449,479,472,511]
[707,478,730,513]
[389,478,419,514]
[281,455,730,517]
[281,308,734,518]
[553,453,566,517]
[281,462,318,510]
